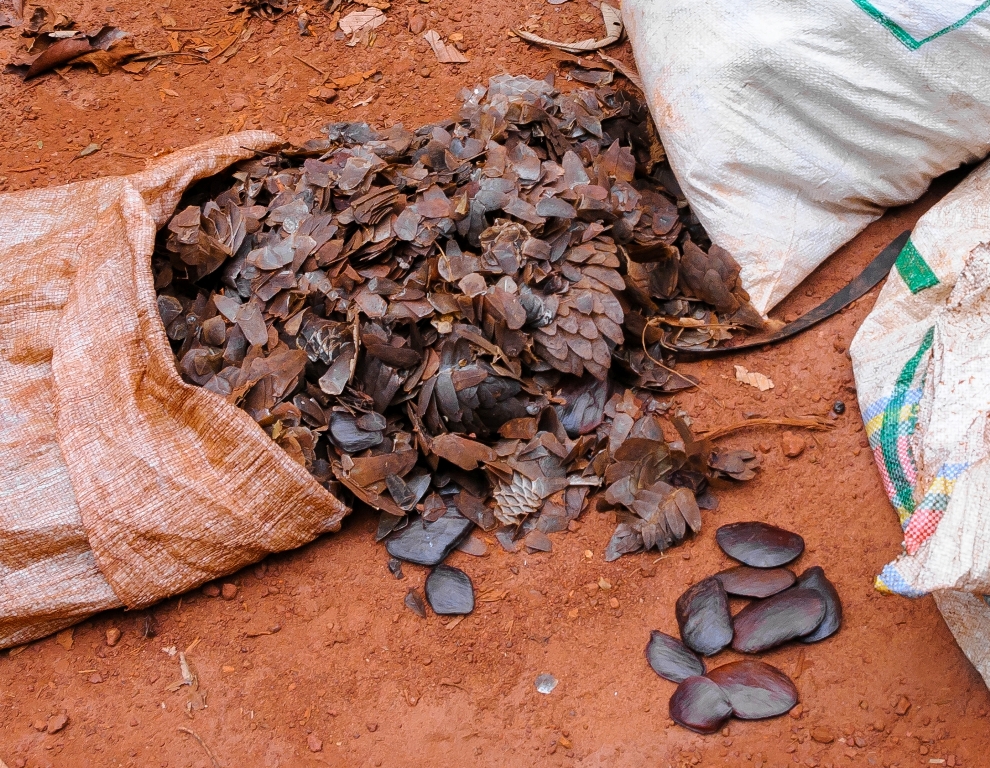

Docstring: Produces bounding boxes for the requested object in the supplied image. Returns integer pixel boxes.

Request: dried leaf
[339,8,386,45]
[513,3,622,54]
[734,365,774,392]
[422,30,468,64]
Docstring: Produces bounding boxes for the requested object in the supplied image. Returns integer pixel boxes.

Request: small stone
[894,696,912,716]
[309,87,337,103]
[832,400,846,415]
[811,727,834,744]
[47,713,68,734]
[873,719,885,731]
[88,673,103,684]
[308,735,323,753]
[789,703,804,719]
[105,627,121,646]
[202,584,221,598]
[609,597,619,609]
[221,583,238,600]
[32,719,46,732]
[947,755,957,767]
[409,14,426,33]
[919,745,929,755]
[782,431,805,458]
[559,736,572,749]
[367,722,378,732]
[14,759,26,768]
[420,67,431,78]
[854,736,866,748]
[129,717,139,727]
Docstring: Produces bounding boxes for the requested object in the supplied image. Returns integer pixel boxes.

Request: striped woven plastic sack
[623,0,990,316]
[0,133,348,649]
[851,159,990,684]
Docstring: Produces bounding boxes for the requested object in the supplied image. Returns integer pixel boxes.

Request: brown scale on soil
[1,2,989,766]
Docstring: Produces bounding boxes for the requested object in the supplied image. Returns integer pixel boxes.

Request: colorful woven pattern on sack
[863,326,957,598]
[902,462,969,554]
[875,563,928,597]
[863,327,934,524]
[875,461,970,596]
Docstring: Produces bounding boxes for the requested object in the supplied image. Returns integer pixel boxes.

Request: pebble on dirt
[202,583,221,598]
[781,431,805,458]
[894,695,912,715]
[105,627,121,646]
[46,713,68,734]
[307,734,323,752]
[811,726,834,744]
[221,583,239,600]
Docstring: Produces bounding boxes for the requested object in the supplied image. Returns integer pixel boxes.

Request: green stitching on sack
[851,0,990,50]
[894,239,939,294]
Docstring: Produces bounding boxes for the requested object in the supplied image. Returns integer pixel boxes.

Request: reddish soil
[1,2,989,767]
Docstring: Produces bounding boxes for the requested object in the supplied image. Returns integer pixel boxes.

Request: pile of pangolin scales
[154,75,764,561]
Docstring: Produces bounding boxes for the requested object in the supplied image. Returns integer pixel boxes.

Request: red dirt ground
[1,2,989,767]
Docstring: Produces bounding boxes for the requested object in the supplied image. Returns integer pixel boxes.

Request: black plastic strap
[662,230,910,357]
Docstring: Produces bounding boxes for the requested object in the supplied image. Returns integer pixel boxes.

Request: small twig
[132,51,210,63]
[293,54,326,76]
[8,166,42,173]
[699,416,830,441]
[178,727,224,768]
[162,18,229,31]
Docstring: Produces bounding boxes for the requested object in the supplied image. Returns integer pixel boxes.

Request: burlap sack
[0,132,349,649]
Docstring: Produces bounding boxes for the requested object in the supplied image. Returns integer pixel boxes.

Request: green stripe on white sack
[851,0,990,49]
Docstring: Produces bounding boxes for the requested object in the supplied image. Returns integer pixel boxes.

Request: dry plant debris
[734,364,773,391]
[154,75,766,563]
[513,3,623,54]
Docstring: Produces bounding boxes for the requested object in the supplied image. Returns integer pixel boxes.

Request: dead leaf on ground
[597,51,644,91]
[22,36,93,78]
[734,365,774,392]
[422,30,468,63]
[339,8,385,46]
[513,2,622,54]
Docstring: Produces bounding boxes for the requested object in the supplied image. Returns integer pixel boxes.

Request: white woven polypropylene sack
[623,0,990,315]
[851,158,990,685]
